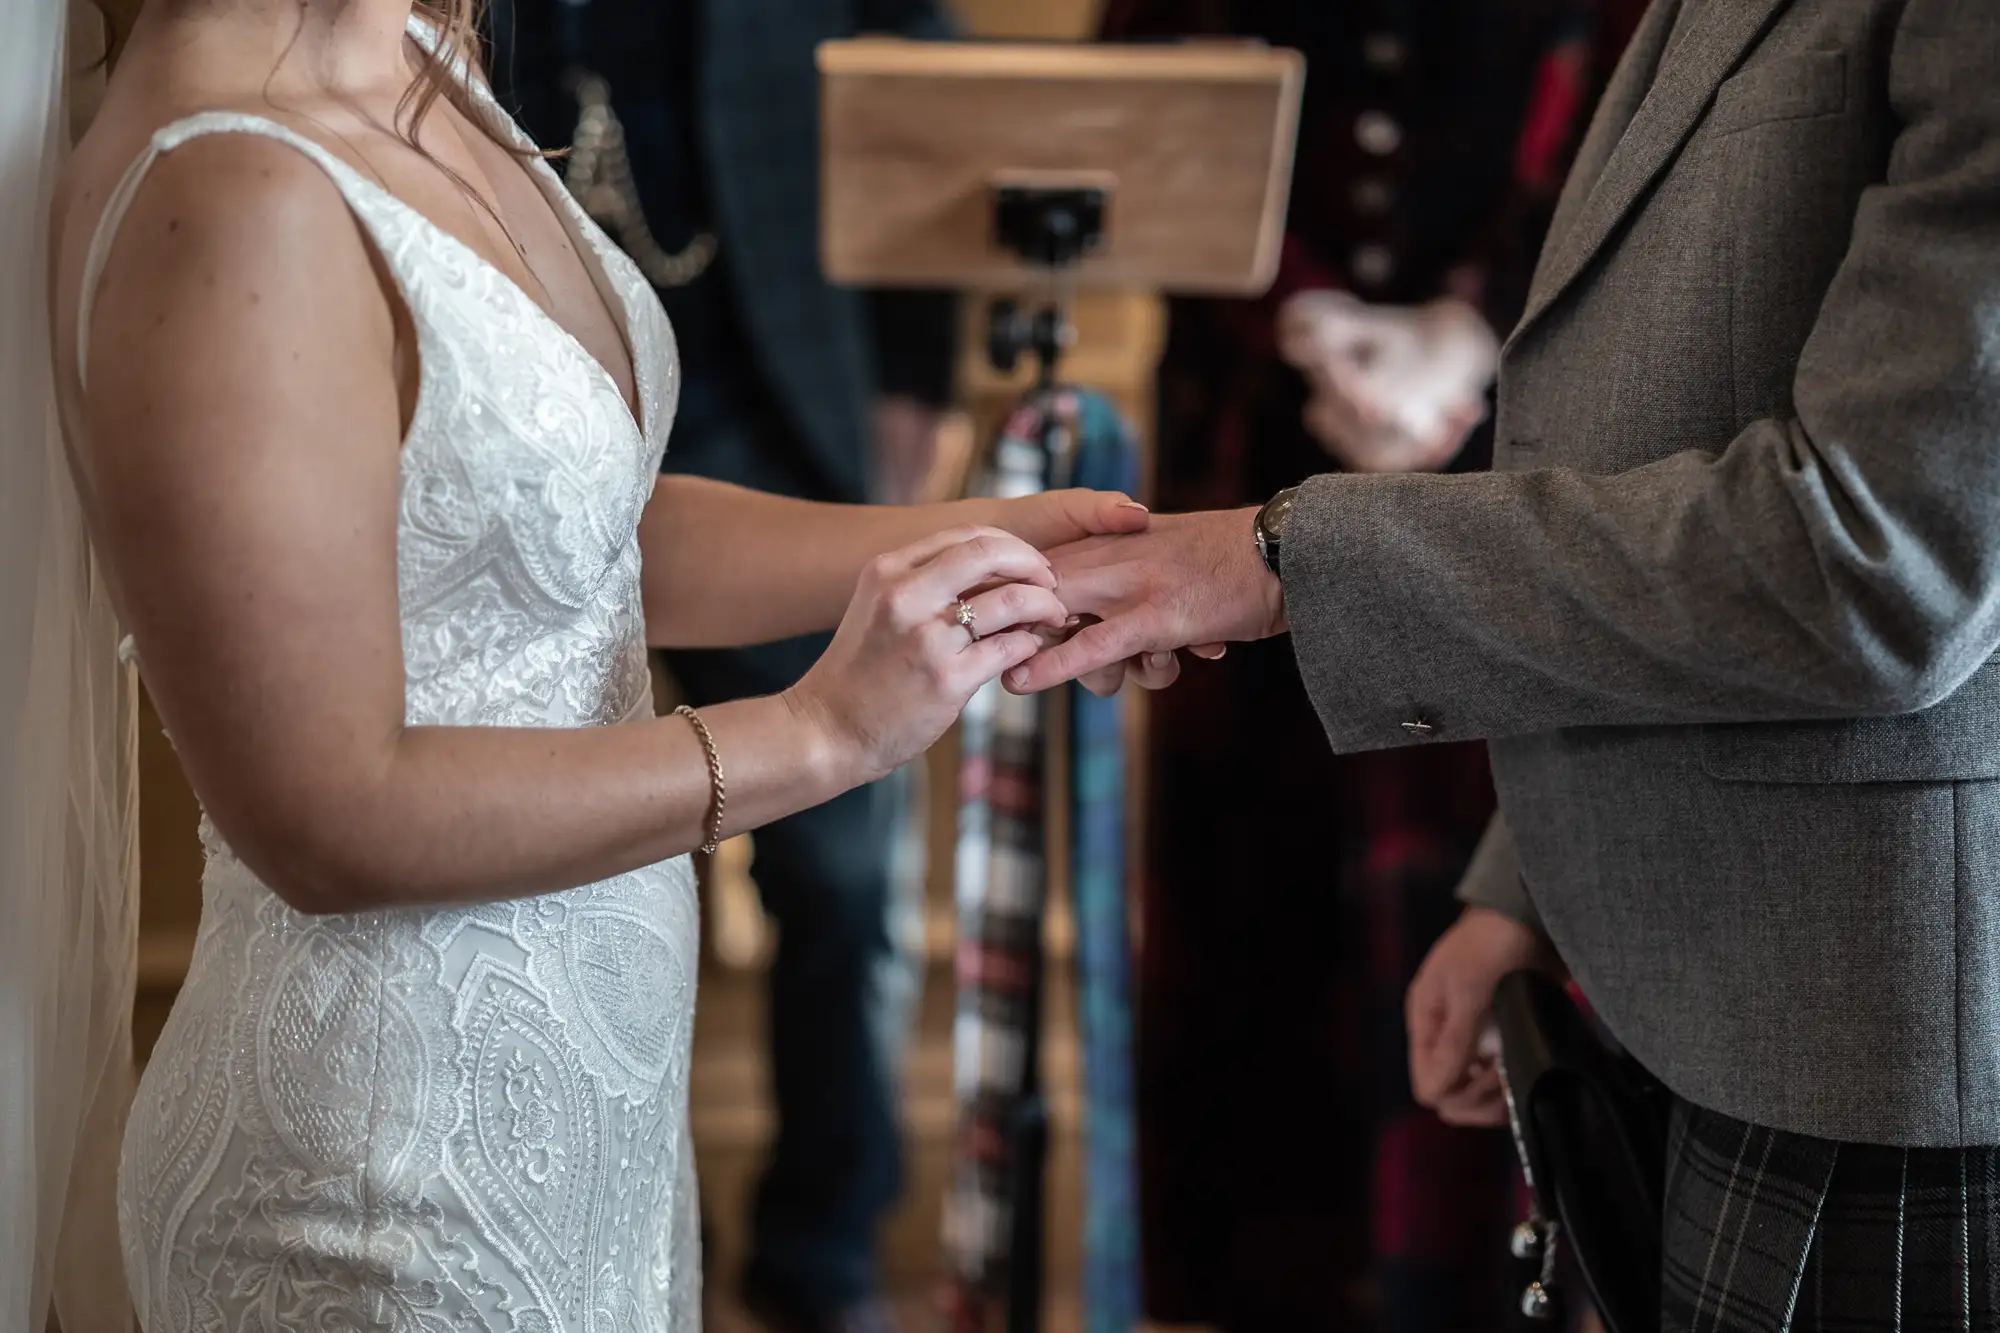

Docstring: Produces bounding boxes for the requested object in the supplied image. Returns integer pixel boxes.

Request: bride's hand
[986,488,1152,552]
[785,526,1068,784]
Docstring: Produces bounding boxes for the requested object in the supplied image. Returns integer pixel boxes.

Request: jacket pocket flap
[1709,51,1846,136]
[1703,662,2000,784]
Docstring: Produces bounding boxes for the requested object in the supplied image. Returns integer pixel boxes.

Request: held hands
[1006,508,1287,695]
[1405,906,1563,1127]
[780,490,1160,783]
[1278,291,1498,474]
[784,526,1069,786]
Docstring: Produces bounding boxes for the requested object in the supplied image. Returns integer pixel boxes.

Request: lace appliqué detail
[115,20,698,1332]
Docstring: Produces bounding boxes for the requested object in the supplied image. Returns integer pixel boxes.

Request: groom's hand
[1005,508,1286,694]
[1406,906,1560,1127]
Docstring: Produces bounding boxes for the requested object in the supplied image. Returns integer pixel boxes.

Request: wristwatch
[1254,486,1298,578]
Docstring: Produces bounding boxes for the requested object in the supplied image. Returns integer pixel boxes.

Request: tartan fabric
[943,391,1141,1333]
[942,667,1044,1333]
[1662,1102,2000,1333]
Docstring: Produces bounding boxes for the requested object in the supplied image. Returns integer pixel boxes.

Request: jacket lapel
[1532,0,1682,286]
[1504,0,1795,354]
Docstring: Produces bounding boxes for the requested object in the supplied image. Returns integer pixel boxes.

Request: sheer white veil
[0,0,141,1327]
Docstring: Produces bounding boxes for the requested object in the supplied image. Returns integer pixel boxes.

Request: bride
[45,0,1148,1325]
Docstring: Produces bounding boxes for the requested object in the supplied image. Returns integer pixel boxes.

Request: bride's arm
[69,135,1063,916]
[638,478,1148,648]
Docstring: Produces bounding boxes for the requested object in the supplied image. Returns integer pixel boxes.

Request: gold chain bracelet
[674,705,727,855]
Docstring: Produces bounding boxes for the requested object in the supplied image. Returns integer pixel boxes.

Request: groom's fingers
[1078,664,1128,697]
[1407,996,1451,1106]
[1126,651,1181,691]
[1435,990,1486,1080]
[1005,612,1151,693]
[1437,1069,1508,1127]
[1413,988,1485,1108]
[1076,652,1181,695]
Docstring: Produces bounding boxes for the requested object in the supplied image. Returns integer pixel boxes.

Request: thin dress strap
[74,112,379,388]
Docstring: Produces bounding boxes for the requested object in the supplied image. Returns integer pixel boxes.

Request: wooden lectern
[820,38,1302,296]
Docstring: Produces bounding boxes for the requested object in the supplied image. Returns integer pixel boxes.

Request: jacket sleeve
[1455,813,1544,935]
[1283,0,2000,754]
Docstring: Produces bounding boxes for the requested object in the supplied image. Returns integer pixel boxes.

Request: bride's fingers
[881,524,1049,585]
[1046,488,1151,539]
[1188,643,1227,661]
[911,531,1055,604]
[960,628,1046,686]
[953,583,1068,646]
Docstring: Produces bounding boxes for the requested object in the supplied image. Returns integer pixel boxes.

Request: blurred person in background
[488,4,957,1330]
[1097,3,1599,1329]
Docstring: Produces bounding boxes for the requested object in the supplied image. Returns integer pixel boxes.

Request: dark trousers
[662,386,904,1311]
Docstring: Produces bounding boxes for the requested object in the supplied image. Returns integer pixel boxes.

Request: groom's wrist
[1176,507,1287,644]
[1235,505,1289,639]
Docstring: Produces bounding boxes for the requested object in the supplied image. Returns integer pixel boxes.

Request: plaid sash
[942,389,1141,1333]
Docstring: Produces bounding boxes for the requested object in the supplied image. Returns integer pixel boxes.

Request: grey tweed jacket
[1283,0,2000,1147]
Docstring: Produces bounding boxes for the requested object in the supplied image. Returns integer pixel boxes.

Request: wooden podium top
[818,39,1303,295]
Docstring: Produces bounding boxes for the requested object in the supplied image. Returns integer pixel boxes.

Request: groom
[1023,0,2000,1321]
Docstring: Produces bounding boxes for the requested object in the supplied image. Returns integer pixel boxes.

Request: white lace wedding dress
[99,24,702,1332]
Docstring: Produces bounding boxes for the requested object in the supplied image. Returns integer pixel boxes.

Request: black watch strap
[1255,486,1298,578]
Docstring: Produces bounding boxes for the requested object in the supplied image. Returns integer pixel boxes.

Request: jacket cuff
[1454,811,1545,936]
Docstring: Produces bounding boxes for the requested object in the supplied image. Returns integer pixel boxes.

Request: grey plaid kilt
[1662,1102,2000,1332]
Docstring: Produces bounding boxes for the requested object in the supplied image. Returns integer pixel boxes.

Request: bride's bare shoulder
[63,96,357,238]
[53,92,397,459]
[56,92,384,331]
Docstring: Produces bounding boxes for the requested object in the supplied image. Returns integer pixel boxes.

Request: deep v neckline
[394,16,648,439]
[362,166,649,441]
